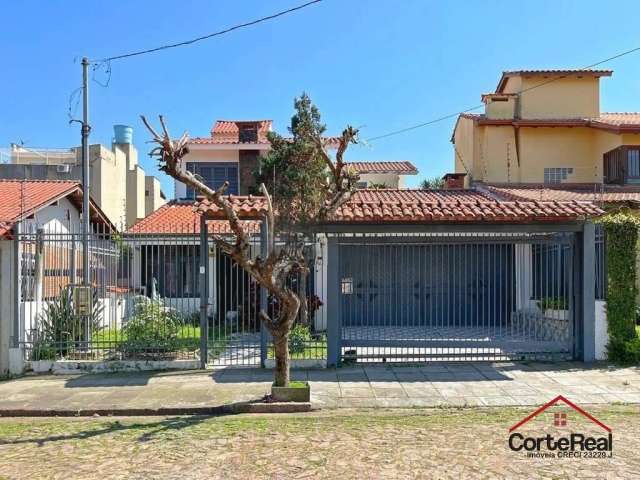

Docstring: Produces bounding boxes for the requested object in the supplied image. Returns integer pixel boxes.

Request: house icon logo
[508,395,613,459]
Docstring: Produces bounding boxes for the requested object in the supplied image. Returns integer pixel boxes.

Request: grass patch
[88,326,230,359]
[91,325,208,351]
[287,380,309,388]
[267,339,327,360]
[0,405,636,441]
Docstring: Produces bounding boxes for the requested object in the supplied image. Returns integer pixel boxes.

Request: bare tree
[141,95,358,386]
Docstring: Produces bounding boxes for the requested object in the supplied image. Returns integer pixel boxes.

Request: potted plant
[539,297,569,320]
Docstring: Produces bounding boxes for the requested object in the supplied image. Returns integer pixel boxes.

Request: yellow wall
[501,75,600,119]
[453,116,477,186]
[455,123,640,184]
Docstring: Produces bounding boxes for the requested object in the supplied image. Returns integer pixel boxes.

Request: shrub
[600,212,640,363]
[32,287,103,360]
[288,324,311,354]
[121,299,183,354]
[539,297,568,311]
[607,337,640,364]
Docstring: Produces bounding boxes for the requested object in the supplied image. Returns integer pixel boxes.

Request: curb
[0,402,313,417]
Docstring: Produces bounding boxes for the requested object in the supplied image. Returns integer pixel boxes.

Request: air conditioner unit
[56,164,71,173]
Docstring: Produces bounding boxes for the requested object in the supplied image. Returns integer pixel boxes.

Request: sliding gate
[338,232,576,362]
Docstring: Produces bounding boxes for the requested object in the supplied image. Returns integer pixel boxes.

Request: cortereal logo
[508,395,613,459]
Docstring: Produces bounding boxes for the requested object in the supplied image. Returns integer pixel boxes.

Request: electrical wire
[366,45,640,142]
[93,0,323,63]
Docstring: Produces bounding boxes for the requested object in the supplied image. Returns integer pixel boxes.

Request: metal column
[326,237,341,367]
[581,222,596,362]
[199,215,209,368]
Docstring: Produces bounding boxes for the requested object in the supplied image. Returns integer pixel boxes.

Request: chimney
[442,173,466,190]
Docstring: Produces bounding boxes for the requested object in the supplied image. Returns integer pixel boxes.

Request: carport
[321,189,603,366]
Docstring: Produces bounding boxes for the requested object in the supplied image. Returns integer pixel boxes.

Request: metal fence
[14,224,606,367]
[15,223,327,366]
[334,231,579,363]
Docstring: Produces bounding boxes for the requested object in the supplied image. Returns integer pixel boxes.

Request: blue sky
[2,0,640,197]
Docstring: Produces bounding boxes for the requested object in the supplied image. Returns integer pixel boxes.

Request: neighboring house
[346,161,417,188]
[175,120,273,199]
[175,119,416,199]
[0,180,113,374]
[1,125,166,228]
[451,69,640,190]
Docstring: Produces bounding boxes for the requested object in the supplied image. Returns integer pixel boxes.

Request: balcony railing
[603,146,640,184]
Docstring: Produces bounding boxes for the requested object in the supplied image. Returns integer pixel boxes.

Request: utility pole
[81,57,90,287]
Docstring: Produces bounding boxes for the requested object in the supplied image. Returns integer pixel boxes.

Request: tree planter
[544,309,569,321]
[271,381,310,402]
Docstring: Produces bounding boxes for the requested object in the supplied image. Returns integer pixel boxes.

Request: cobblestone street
[0,407,638,479]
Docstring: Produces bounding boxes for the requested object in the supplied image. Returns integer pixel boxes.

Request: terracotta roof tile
[332,189,603,223]
[127,201,261,234]
[456,112,640,134]
[0,180,112,237]
[138,189,602,234]
[484,183,640,204]
[346,161,418,175]
[497,69,612,92]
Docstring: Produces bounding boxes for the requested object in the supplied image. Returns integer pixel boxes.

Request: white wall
[21,197,82,234]
[595,300,608,360]
[0,240,15,374]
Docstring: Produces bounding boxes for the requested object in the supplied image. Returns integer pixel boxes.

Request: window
[603,146,640,184]
[628,149,640,178]
[356,181,368,189]
[238,125,258,143]
[543,167,573,184]
[185,162,238,198]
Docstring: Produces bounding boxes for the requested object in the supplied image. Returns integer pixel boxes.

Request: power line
[366,45,640,143]
[93,0,323,63]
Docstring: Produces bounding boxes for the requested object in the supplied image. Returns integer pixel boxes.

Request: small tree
[419,176,444,190]
[142,94,358,386]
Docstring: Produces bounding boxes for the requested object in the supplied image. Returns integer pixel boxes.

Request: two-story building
[174,119,418,198]
[451,69,640,204]
[1,125,167,228]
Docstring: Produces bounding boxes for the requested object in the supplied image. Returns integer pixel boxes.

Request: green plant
[420,177,444,190]
[607,337,640,364]
[539,297,568,310]
[121,298,183,354]
[32,287,104,360]
[599,212,640,363]
[288,324,312,354]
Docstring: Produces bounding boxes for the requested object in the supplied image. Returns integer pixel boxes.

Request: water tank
[113,124,133,144]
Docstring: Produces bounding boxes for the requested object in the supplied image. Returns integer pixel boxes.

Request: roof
[190,119,272,145]
[497,69,612,92]
[190,119,343,148]
[346,161,418,175]
[454,112,640,136]
[0,180,113,237]
[483,183,640,205]
[332,189,602,223]
[127,201,261,235]
[133,189,602,234]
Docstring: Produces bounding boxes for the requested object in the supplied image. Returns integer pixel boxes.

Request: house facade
[175,119,419,198]
[451,69,640,188]
[1,125,166,228]
[0,180,113,374]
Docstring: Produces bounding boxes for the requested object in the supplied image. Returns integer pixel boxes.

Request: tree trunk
[272,330,290,387]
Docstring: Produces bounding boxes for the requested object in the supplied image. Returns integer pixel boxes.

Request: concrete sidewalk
[1,362,639,414]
